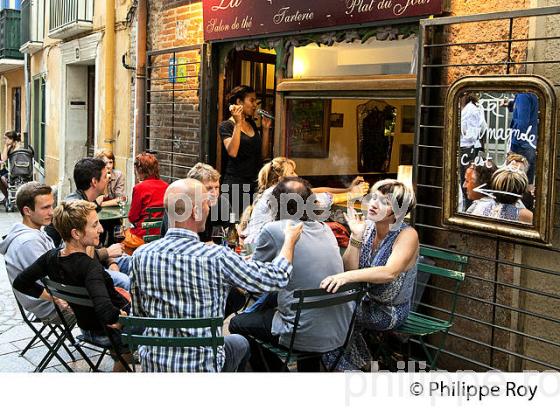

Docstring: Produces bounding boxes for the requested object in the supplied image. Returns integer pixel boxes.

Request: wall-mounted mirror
[444,76,557,244]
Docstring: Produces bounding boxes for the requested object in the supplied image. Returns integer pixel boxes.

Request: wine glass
[117,196,127,215]
[114,225,125,243]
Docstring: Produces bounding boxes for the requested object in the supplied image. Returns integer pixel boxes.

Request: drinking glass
[117,196,127,215]
[211,226,226,245]
[114,225,125,243]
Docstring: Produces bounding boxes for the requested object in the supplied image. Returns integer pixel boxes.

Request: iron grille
[145,44,206,181]
[414,7,560,371]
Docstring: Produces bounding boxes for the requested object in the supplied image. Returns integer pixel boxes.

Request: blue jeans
[114,255,132,276]
[222,335,250,372]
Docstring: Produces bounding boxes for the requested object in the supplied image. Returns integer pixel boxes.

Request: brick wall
[148,0,203,51]
[146,0,204,180]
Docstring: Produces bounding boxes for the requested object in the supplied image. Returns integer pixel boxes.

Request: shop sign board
[203,0,444,41]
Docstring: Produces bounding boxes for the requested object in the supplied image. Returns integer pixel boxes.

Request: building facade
[17,0,136,197]
[137,0,560,372]
[0,2,25,141]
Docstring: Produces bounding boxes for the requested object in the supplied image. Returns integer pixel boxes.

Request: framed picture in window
[401,105,416,133]
[330,113,344,128]
[286,99,331,158]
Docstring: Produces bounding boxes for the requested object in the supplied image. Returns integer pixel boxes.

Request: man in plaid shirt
[132,178,303,372]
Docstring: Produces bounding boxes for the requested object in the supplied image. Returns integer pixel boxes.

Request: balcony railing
[20,0,29,43]
[49,0,93,40]
[20,0,42,53]
[0,8,22,60]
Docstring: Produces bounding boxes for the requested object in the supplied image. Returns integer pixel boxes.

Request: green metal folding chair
[119,316,224,371]
[249,283,366,372]
[374,246,467,370]
[141,207,164,242]
[42,278,132,372]
[13,294,76,372]
[141,220,162,243]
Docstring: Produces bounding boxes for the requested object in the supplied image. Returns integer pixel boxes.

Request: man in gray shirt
[229,177,354,371]
[0,182,73,323]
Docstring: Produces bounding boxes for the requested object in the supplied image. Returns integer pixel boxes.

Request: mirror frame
[443,75,557,244]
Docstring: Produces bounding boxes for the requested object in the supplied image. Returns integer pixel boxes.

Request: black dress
[219,118,263,216]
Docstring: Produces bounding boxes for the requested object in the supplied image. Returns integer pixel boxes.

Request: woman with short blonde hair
[321,179,419,370]
[468,168,533,224]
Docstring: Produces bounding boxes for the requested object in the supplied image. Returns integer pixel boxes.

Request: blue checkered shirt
[131,228,293,372]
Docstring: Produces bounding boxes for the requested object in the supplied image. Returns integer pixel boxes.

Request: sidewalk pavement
[0,209,112,372]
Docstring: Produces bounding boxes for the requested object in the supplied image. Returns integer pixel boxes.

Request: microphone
[256,108,274,120]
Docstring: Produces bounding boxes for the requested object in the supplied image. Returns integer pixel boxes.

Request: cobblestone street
[0,211,23,335]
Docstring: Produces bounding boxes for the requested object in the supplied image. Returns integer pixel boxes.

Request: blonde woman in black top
[13,200,131,372]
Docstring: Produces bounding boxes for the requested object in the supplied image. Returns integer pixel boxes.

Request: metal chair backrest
[145,207,165,222]
[286,283,366,366]
[118,316,225,371]
[42,278,133,372]
[417,246,467,322]
[42,278,94,308]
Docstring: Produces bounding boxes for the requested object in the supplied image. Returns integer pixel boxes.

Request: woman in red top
[122,152,168,254]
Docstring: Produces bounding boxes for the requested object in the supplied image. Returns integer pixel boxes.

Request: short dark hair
[226,85,256,105]
[5,131,21,142]
[16,182,52,216]
[471,160,498,189]
[465,93,479,106]
[74,158,106,191]
[271,176,314,222]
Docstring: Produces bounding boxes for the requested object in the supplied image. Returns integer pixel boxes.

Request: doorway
[217,48,277,171]
[63,63,94,193]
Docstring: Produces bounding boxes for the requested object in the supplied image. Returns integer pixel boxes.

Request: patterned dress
[324,221,418,371]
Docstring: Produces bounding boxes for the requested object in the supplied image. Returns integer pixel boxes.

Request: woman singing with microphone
[219,85,271,216]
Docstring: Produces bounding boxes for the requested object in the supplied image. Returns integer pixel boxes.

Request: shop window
[291,37,416,79]
[285,97,415,184]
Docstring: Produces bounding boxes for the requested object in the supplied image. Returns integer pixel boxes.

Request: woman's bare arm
[321,228,419,293]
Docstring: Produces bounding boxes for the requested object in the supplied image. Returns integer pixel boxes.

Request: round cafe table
[98,204,130,246]
[98,204,130,221]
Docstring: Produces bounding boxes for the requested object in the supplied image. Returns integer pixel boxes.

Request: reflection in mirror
[457,91,538,225]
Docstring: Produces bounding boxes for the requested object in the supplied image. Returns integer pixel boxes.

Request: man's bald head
[165,178,209,230]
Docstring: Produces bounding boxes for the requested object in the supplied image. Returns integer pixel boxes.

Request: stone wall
[420,0,560,371]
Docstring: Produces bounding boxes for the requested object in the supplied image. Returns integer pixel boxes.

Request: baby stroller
[4,147,35,212]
